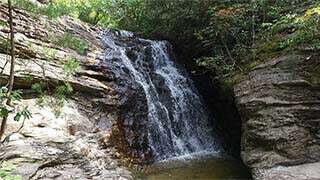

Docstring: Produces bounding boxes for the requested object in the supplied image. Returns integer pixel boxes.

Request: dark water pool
[134,154,251,180]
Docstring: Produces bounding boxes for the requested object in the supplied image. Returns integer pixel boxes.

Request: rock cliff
[234,54,320,179]
[0,4,135,179]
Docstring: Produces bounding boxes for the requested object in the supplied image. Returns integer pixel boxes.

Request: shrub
[53,33,88,55]
[63,57,80,76]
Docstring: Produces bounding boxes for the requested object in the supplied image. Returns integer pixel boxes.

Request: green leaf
[31,83,44,95]
[21,107,32,119]
[14,107,32,122]
[0,107,9,118]
[13,113,21,122]
[11,90,23,102]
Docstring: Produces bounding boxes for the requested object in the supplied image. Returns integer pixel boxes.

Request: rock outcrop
[234,54,320,179]
[1,2,178,165]
[1,98,132,179]
[0,4,136,179]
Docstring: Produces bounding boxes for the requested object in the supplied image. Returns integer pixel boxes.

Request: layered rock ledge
[0,4,134,179]
[234,54,320,179]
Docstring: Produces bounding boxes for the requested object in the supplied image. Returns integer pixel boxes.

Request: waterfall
[101,30,221,161]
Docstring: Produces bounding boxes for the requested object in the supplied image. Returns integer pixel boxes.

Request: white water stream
[102,30,221,161]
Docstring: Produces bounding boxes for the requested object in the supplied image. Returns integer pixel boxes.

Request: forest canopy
[6,0,320,79]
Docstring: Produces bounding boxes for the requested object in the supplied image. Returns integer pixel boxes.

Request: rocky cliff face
[234,54,320,179]
[0,4,142,179]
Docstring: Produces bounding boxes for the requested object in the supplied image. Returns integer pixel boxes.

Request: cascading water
[101,29,222,161]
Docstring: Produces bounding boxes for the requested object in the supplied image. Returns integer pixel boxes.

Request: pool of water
[134,153,251,180]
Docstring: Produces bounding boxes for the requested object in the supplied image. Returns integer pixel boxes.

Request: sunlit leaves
[306,6,320,17]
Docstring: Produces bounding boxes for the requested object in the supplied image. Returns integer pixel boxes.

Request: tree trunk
[0,0,15,140]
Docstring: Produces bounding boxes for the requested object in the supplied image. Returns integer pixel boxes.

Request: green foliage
[107,0,320,77]
[8,0,320,79]
[23,75,34,82]
[195,2,253,74]
[0,87,8,102]
[55,83,73,100]
[187,0,320,76]
[11,90,22,104]
[0,107,10,119]
[48,56,79,115]
[63,57,80,77]
[33,82,73,117]
[43,47,58,61]
[53,33,88,55]
[11,0,74,18]
[42,1,75,19]
[31,83,45,96]
[280,16,319,50]
[0,38,11,53]
[32,82,47,107]
[45,82,73,117]
[10,0,117,26]
[32,57,78,117]
[12,0,39,14]
[0,87,9,118]
[73,0,115,26]
[0,161,22,180]
[197,56,235,76]
[0,87,31,124]
[0,19,8,28]
[106,0,148,31]
[14,107,32,122]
